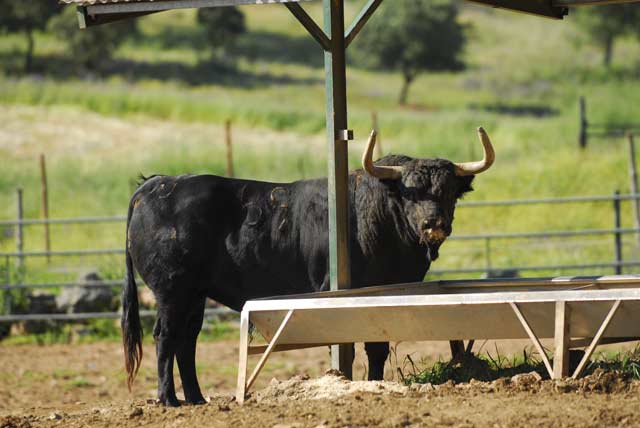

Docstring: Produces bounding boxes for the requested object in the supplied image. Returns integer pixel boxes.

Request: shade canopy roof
[63,0,640,26]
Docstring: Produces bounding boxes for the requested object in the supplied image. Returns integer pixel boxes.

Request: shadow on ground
[0,52,322,88]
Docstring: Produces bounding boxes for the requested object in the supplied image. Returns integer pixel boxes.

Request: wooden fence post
[40,154,51,262]
[579,96,587,149]
[628,134,640,246]
[613,190,622,275]
[225,120,234,178]
[15,188,24,284]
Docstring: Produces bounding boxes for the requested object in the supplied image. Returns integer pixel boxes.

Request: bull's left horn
[362,130,403,180]
[454,127,495,176]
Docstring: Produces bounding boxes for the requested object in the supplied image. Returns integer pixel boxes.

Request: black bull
[122,129,495,406]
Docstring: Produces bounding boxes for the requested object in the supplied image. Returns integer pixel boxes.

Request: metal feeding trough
[236,275,640,402]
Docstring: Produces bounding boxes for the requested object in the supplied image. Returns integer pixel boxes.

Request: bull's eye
[403,188,419,201]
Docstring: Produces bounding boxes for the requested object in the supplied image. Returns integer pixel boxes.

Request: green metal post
[324,0,354,379]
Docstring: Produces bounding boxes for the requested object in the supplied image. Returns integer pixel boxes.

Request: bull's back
[127,174,236,293]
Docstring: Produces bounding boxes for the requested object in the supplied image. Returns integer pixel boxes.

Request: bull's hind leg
[365,341,389,380]
[154,297,188,407]
[176,296,206,405]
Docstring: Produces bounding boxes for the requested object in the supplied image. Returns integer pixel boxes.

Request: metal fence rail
[0,307,232,323]
[430,260,640,276]
[2,192,640,323]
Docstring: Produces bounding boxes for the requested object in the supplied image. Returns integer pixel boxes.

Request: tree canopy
[49,7,137,72]
[574,4,640,67]
[0,0,61,72]
[197,6,246,58]
[354,0,466,105]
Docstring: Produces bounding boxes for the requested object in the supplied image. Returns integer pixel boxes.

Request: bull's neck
[353,174,423,256]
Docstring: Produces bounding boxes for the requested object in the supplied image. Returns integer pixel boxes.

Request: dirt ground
[1,339,640,428]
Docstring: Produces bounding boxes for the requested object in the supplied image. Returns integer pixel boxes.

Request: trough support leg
[235,309,250,404]
[246,310,295,392]
[553,301,571,379]
[572,300,622,379]
[509,302,554,378]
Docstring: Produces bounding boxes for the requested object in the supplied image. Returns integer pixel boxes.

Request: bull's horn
[454,127,495,176]
[362,130,403,180]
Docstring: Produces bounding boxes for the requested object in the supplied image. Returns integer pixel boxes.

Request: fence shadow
[468,102,559,118]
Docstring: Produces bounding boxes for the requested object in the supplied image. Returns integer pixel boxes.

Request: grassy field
[1,2,640,286]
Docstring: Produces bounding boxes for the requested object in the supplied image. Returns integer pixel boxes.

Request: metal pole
[614,190,622,275]
[324,0,353,378]
[225,119,234,178]
[15,188,24,284]
[579,96,587,149]
[627,134,640,246]
[40,154,51,262]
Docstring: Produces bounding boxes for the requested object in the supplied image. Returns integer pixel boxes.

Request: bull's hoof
[185,396,207,405]
[158,395,181,407]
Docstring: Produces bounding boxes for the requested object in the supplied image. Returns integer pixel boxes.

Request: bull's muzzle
[425,228,448,244]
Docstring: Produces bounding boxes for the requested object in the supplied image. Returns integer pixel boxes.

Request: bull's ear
[456,175,474,198]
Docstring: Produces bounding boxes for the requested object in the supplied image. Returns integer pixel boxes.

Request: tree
[0,0,61,72]
[197,6,246,58]
[574,4,640,67]
[354,0,466,105]
[49,6,137,71]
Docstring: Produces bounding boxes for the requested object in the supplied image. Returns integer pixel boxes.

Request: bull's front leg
[365,341,389,380]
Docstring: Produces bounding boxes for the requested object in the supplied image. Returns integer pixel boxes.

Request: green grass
[399,348,547,385]
[1,2,640,288]
[0,319,238,345]
[400,346,640,385]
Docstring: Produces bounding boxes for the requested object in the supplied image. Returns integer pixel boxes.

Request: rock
[554,380,573,393]
[217,401,232,412]
[128,407,143,418]
[418,383,435,393]
[324,369,346,379]
[510,371,542,388]
[48,412,62,420]
[0,415,31,428]
[56,271,115,313]
[13,292,61,334]
[27,292,58,314]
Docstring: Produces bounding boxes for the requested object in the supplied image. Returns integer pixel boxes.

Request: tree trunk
[603,35,614,68]
[24,27,35,73]
[398,72,414,106]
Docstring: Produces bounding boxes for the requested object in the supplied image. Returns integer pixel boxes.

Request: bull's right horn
[362,130,403,180]
[453,127,495,176]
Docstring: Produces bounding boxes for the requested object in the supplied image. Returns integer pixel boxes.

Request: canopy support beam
[324,0,354,379]
[284,3,331,51]
[345,0,383,48]
[468,0,568,19]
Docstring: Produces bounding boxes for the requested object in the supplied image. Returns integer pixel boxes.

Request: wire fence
[2,192,640,323]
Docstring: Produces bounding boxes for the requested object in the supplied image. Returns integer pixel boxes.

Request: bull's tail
[122,197,143,391]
